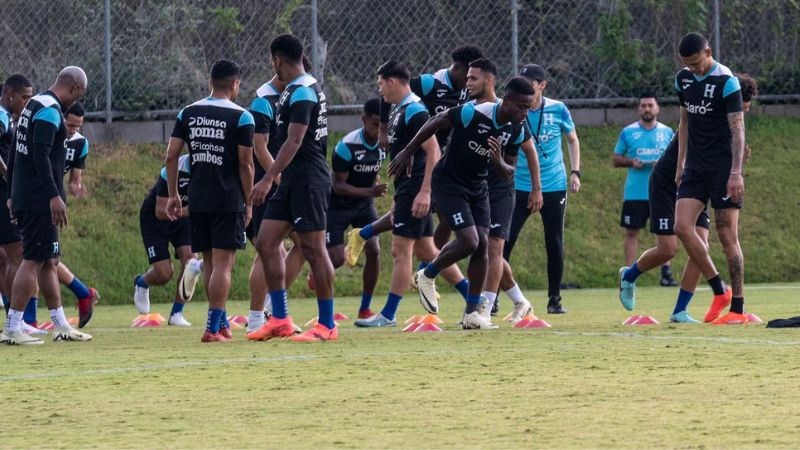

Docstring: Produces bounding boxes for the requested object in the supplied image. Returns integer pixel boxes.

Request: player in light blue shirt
[612,93,676,286]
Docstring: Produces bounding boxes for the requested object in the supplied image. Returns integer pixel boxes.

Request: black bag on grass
[766,317,800,328]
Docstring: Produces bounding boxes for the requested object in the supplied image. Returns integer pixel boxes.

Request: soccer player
[612,93,676,285]
[326,98,387,319]
[247,34,338,342]
[1,67,91,345]
[393,77,534,329]
[673,32,747,325]
[500,64,581,315]
[133,154,195,326]
[164,59,255,342]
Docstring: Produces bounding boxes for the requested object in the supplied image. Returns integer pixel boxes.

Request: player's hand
[487,136,503,163]
[388,148,412,179]
[50,196,67,227]
[727,172,745,203]
[251,176,274,206]
[7,199,16,224]
[244,205,253,227]
[632,158,644,169]
[528,189,543,214]
[69,182,87,199]
[165,195,182,221]
[569,173,581,193]
[370,183,388,198]
[411,189,431,218]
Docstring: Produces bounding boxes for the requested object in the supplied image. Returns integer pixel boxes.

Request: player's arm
[676,107,689,186]
[67,168,85,198]
[520,138,543,213]
[250,97,276,181]
[727,110,746,202]
[565,130,581,192]
[387,113,449,178]
[331,143,386,199]
[31,108,67,226]
[164,137,184,221]
[237,112,256,225]
[612,132,641,169]
[0,121,7,181]
[378,98,391,149]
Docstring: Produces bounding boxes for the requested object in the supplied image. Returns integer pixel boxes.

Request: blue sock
[219,309,230,328]
[380,292,403,320]
[359,293,373,312]
[317,299,334,329]
[465,293,482,314]
[23,297,37,324]
[67,277,91,300]
[454,279,469,299]
[672,289,694,315]
[270,290,288,319]
[423,264,440,279]
[2,295,8,306]
[359,224,374,240]
[417,261,428,271]
[206,309,223,333]
[623,262,642,283]
[135,274,149,289]
[170,300,185,316]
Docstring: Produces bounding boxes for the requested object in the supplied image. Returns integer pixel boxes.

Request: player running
[392,77,535,329]
[164,60,255,342]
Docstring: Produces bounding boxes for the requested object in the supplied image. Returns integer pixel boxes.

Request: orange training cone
[503,312,514,321]
[405,315,422,324]
[632,315,659,325]
[420,314,443,325]
[622,315,641,325]
[745,313,763,324]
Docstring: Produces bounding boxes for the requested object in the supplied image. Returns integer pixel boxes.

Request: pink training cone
[402,322,422,332]
[405,314,422,324]
[133,319,162,328]
[413,323,442,332]
[333,312,349,321]
[524,319,552,328]
[622,315,642,325]
[514,318,532,328]
[632,315,660,325]
[228,315,248,326]
[746,313,763,323]
[37,321,54,330]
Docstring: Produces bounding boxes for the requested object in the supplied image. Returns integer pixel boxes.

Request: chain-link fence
[1,0,798,120]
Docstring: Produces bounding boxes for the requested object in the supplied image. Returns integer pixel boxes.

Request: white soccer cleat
[22,322,47,335]
[478,295,493,321]
[416,269,439,314]
[462,311,499,330]
[134,284,150,314]
[247,314,266,333]
[168,313,192,327]
[3,329,44,345]
[508,299,533,324]
[53,326,92,342]
[180,258,203,301]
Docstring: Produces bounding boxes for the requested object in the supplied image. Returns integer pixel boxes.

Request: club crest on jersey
[499,132,512,146]
[704,84,716,98]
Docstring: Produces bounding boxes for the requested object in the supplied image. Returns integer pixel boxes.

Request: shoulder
[342,128,362,146]
[404,97,428,123]
[289,85,319,105]
[433,69,452,89]
[256,82,281,98]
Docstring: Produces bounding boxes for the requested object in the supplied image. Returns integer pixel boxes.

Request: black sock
[661,265,672,278]
[730,296,744,314]
[707,275,726,296]
[465,303,479,314]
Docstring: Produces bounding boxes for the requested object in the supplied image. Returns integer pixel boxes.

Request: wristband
[571,170,581,179]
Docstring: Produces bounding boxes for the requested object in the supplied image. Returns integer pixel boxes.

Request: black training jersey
[675,63,743,171]
[64,132,89,174]
[141,154,191,216]
[411,68,468,147]
[387,93,429,193]
[436,101,528,189]
[249,81,281,181]
[651,134,678,183]
[471,99,516,192]
[330,128,386,208]
[171,97,255,213]
[275,74,329,187]
[0,105,12,188]
[11,91,67,213]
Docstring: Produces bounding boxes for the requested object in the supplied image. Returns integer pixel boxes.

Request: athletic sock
[270,290,288,319]
[6,308,23,332]
[358,224,374,240]
[264,295,273,314]
[317,299,334,329]
[454,279,469,299]
[672,289,694,315]
[423,264,440,279]
[23,297,37,325]
[249,310,265,327]
[661,265,672,278]
[135,274,149,289]
[417,262,428,271]
[206,309,223,333]
[623,262,642,283]
[730,296,745,314]
[380,292,402,321]
[465,294,481,314]
[707,274,727,296]
[359,293,372,312]
[170,300,185,317]
[67,277,91,300]
[505,283,526,306]
[482,291,497,312]
[49,307,69,328]
[219,310,230,329]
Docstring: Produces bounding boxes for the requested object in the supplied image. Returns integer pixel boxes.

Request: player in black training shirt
[390,77,534,329]
[672,33,748,325]
[247,34,338,343]
[1,67,90,346]
[165,60,255,343]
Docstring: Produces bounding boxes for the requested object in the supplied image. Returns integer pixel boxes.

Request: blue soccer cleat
[354,313,396,328]
[670,310,700,324]
[618,266,636,311]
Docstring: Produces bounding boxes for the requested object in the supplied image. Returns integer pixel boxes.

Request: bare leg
[624,228,639,266]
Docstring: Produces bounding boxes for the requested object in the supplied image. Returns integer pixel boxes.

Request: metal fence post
[511,0,519,76]
[713,0,720,59]
[104,0,112,123]
[311,0,321,82]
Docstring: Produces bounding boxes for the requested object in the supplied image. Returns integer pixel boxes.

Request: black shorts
[140,211,192,264]
[189,211,246,253]
[245,185,277,241]
[0,189,20,245]
[263,184,329,232]
[16,211,60,262]
[677,169,742,210]
[392,191,434,239]
[649,174,711,235]
[326,202,378,247]
[489,187,515,239]
[620,200,649,229]
[432,179,490,232]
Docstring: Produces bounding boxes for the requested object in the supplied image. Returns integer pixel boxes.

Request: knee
[673,221,691,239]
[657,240,678,260]
[152,264,174,284]
[328,250,345,269]
[255,237,276,258]
[365,240,380,261]
[458,229,480,254]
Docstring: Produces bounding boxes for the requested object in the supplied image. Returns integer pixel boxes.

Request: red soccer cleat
[201,330,230,343]
[78,288,99,328]
[357,309,375,319]
[712,311,749,325]
[246,316,296,341]
[704,289,732,323]
[219,326,233,339]
[290,323,339,342]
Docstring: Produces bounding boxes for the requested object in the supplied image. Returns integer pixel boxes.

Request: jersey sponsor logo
[468,140,493,157]
[684,100,714,115]
[187,116,227,140]
[191,151,223,166]
[434,105,448,114]
[353,162,382,173]
[636,147,662,157]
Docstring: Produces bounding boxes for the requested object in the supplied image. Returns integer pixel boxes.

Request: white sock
[482,291,497,311]
[50,307,69,329]
[505,283,527,306]
[6,309,23,332]
[264,296,273,315]
[248,310,265,327]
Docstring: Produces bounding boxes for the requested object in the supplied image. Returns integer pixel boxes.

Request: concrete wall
[81,104,800,145]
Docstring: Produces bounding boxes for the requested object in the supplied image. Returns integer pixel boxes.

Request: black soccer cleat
[660,275,679,287]
[547,295,567,314]
[490,296,499,316]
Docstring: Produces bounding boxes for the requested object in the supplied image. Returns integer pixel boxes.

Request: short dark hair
[468,58,498,77]
[736,73,758,102]
[66,102,85,118]
[639,91,659,104]
[2,74,32,95]
[505,76,536,97]
[451,46,483,65]
[679,33,709,57]
[363,98,381,117]
[270,34,304,63]
[377,60,410,82]
[210,60,241,88]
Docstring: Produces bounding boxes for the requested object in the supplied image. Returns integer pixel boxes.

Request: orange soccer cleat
[290,323,339,342]
[712,311,749,325]
[246,316,296,341]
[704,289,732,323]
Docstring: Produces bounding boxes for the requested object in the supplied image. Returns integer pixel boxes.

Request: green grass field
[3,285,800,449]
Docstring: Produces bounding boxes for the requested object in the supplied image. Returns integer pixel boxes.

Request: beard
[640,113,655,122]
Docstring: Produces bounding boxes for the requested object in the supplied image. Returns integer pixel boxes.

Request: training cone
[132,319,162,327]
[228,315,248,326]
[632,315,660,325]
[420,314,444,325]
[746,313,763,324]
[622,315,642,325]
[333,312,349,321]
[503,312,514,321]
[524,319,552,328]
[513,313,539,328]
[405,315,422,324]
[413,323,442,332]
[37,321,54,330]
[402,322,421,332]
